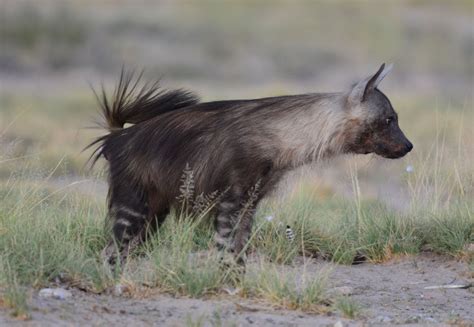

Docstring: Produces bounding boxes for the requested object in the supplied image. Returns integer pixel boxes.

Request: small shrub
[333,296,362,319]
[243,262,330,312]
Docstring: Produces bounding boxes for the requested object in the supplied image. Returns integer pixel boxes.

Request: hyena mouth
[378,141,413,159]
[383,152,408,159]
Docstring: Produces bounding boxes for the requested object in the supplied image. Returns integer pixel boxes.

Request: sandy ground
[1,254,472,326]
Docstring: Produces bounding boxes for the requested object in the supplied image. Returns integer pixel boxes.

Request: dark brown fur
[88,64,412,266]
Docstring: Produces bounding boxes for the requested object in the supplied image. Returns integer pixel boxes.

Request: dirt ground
[1,254,472,326]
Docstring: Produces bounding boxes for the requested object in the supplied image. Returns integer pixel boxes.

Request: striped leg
[225,172,282,264]
[214,201,239,252]
[103,203,148,266]
[103,187,170,267]
[214,199,256,265]
[231,206,256,264]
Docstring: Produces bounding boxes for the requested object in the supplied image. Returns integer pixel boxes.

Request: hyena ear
[348,63,393,105]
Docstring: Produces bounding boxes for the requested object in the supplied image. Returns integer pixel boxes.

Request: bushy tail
[85,69,199,166]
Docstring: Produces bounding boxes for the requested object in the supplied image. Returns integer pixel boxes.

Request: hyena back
[88,64,413,266]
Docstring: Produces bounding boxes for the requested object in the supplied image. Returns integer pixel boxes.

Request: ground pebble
[375,315,393,323]
[38,288,72,300]
[424,317,438,323]
[113,284,128,296]
[333,321,344,327]
[405,315,421,323]
[223,287,240,296]
[464,243,474,253]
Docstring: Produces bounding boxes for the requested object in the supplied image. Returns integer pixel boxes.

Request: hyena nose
[405,141,413,153]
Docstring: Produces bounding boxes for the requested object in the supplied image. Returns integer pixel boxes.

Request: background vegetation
[0,0,472,319]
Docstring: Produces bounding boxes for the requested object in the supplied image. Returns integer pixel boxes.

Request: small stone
[405,315,421,323]
[375,315,393,323]
[464,243,474,253]
[39,288,72,300]
[333,321,344,327]
[424,317,438,323]
[113,284,129,296]
[223,287,240,296]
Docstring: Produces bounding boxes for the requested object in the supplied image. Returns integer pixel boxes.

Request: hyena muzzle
[87,63,412,267]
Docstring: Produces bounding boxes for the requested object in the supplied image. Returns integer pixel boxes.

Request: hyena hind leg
[103,190,171,267]
[102,202,149,267]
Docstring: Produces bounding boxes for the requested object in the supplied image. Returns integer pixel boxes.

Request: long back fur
[86,70,199,166]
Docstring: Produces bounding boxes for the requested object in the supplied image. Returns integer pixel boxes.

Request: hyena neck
[273,92,348,168]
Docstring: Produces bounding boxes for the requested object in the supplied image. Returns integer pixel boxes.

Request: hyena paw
[218,250,246,272]
[218,250,236,267]
[101,241,121,266]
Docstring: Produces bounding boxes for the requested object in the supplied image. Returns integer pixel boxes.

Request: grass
[126,217,236,298]
[1,4,86,50]
[254,190,472,266]
[0,271,30,320]
[0,93,97,177]
[0,172,111,292]
[184,310,237,327]
[2,1,472,84]
[0,139,472,319]
[333,296,362,319]
[185,314,206,327]
[242,262,330,312]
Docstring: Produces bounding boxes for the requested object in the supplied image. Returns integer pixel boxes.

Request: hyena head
[344,63,413,159]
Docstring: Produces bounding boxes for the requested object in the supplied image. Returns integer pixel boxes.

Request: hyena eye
[385,117,393,125]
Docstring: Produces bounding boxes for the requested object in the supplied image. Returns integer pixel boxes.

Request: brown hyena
[87,63,413,266]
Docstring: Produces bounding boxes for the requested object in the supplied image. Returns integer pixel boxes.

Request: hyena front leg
[214,192,258,265]
[228,172,283,264]
[214,200,240,253]
[231,205,257,264]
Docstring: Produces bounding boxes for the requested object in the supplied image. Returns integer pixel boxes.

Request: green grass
[333,296,362,319]
[242,262,330,312]
[0,93,97,177]
[0,176,111,292]
[126,217,237,297]
[0,145,473,317]
[1,269,30,320]
[1,101,473,318]
[254,193,472,265]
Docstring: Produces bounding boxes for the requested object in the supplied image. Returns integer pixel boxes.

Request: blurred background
[0,0,473,209]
